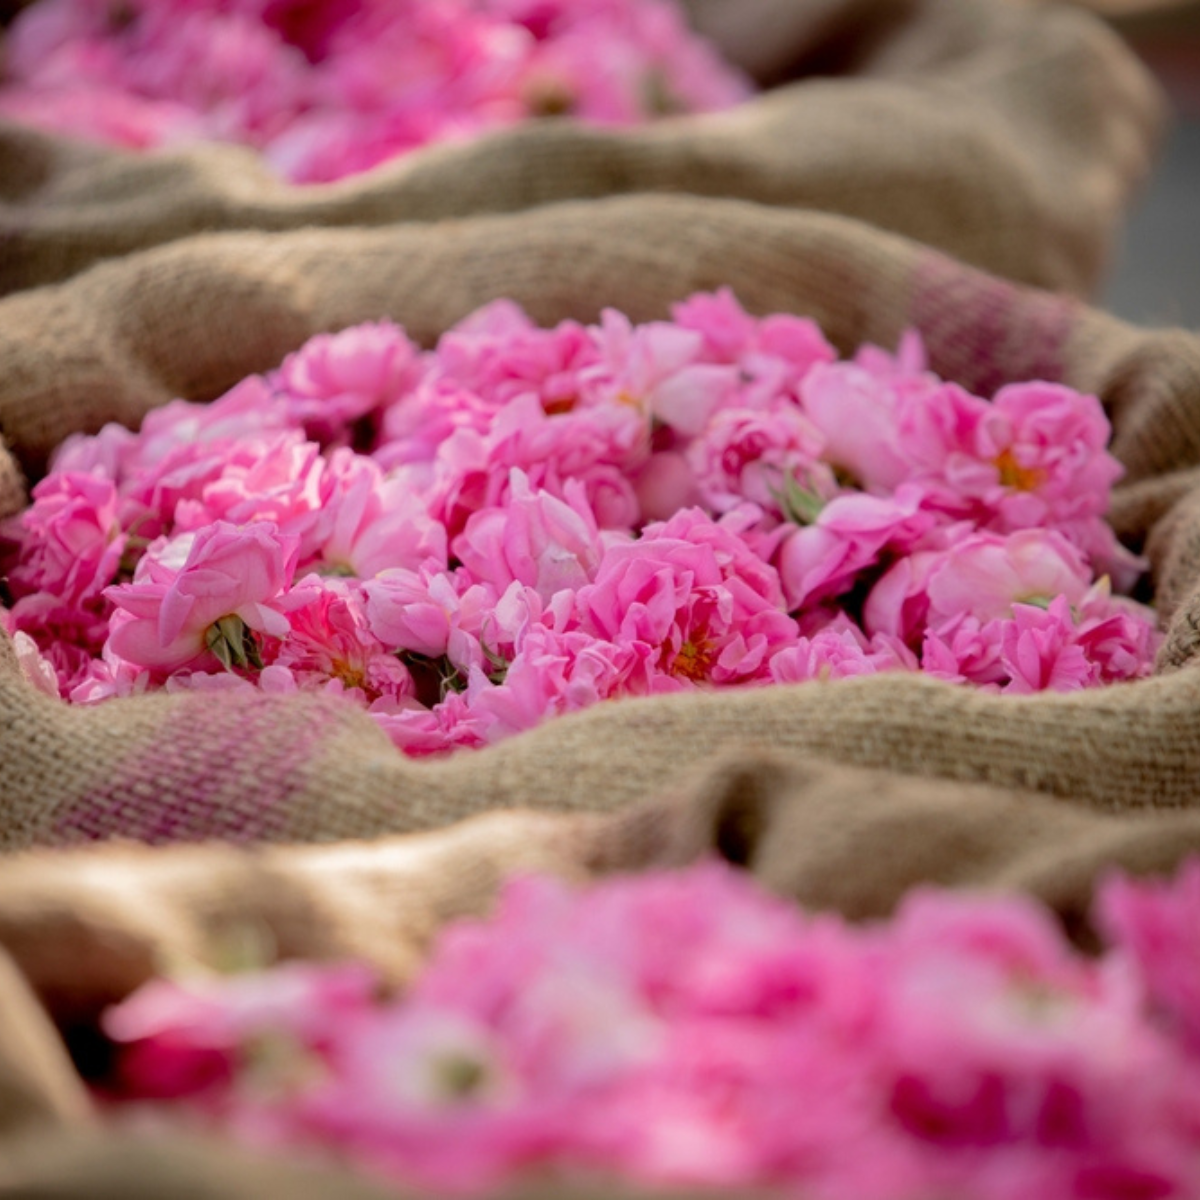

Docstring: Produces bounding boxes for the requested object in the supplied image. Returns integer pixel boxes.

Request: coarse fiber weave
[3,195,1200,854]
[5,759,1200,1195]
[0,2,1192,1195]
[0,0,1163,298]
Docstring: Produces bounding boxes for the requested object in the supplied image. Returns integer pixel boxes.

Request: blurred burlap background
[3,0,1200,1194]
[0,0,1162,300]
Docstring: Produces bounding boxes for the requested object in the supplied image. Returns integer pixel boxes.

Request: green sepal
[205,614,263,673]
[776,470,826,526]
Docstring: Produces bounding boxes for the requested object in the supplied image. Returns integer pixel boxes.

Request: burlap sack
[3,195,1200,852]
[0,0,1163,298]
[7,759,1200,1023]
[6,757,1200,1196]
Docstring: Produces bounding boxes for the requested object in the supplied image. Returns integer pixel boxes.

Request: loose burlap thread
[0,0,1163,297]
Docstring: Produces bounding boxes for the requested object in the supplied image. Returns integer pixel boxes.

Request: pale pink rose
[798,361,912,490]
[363,567,459,659]
[688,402,829,518]
[376,377,499,472]
[139,377,291,451]
[582,309,738,437]
[105,522,299,674]
[9,629,63,699]
[769,628,882,684]
[364,568,495,665]
[274,320,425,444]
[3,472,126,606]
[68,655,151,704]
[313,450,447,578]
[924,530,1092,626]
[178,433,327,554]
[453,470,604,602]
[776,486,935,610]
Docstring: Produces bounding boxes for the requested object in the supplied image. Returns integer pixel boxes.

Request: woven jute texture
[0,0,1163,298]
[6,760,1200,1196]
[4,195,1200,852]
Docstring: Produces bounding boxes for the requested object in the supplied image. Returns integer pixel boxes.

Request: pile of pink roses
[101,858,1200,1198]
[0,290,1159,757]
[0,0,750,183]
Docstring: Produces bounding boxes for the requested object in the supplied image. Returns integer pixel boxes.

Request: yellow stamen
[332,661,368,692]
[995,448,1046,492]
[668,636,715,682]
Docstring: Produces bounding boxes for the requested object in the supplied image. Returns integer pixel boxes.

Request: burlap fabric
[4,194,1200,851]
[0,0,1163,298]
[6,760,1200,1195]
[0,3,1189,1195]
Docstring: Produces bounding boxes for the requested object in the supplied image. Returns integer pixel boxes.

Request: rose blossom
[575,508,796,689]
[99,861,1200,1198]
[105,521,299,675]
[0,294,1158,758]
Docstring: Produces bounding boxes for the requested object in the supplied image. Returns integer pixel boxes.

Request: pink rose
[776,486,935,611]
[999,596,1094,693]
[274,320,425,444]
[582,309,738,437]
[688,402,829,518]
[105,521,299,675]
[576,508,795,688]
[3,472,126,606]
[924,530,1091,626]
[453,470,605,602]
[314,450,447,578]
[798,361,912,490]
